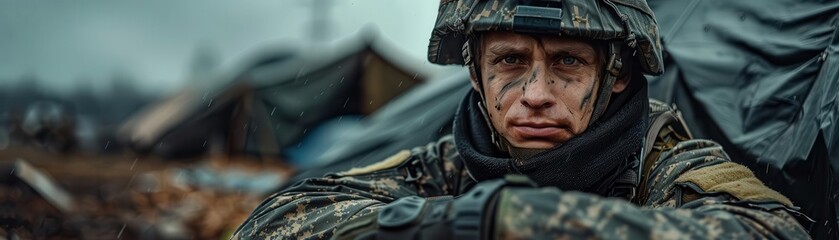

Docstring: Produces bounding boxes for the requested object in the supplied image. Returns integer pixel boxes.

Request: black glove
[333,175,537,240]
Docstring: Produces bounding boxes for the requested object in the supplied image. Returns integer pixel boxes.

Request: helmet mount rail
[512,5,564,34]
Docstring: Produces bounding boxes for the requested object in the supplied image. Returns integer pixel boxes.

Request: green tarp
[647,1,839,238]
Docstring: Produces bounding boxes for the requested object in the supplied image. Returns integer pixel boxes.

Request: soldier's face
[473,32,625,149]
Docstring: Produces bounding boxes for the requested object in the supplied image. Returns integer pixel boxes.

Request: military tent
[119,36,426,159]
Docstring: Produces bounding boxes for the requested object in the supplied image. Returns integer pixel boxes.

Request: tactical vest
[618,99,693,204]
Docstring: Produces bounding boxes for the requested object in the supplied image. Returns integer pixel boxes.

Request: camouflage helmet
[427,0,663,75]
[428,0,664,156]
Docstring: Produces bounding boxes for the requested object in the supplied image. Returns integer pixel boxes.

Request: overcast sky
[0,1,446,95]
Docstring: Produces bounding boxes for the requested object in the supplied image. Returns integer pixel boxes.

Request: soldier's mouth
[510,125,571,139]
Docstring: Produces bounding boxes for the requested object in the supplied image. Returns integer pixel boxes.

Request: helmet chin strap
[465,38,623,161]
[590,42,623,124]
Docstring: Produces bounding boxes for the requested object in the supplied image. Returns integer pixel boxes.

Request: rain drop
[130,158,138,170]
[270,107,276,116]
[296,68,306,80]
[117,224,127,239]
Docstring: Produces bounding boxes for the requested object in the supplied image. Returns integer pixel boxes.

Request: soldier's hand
[332,175,537,240]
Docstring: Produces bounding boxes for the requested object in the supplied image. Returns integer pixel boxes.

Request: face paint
[519,67,544,100]
[495,76,525,111]
[579,79,596,111]
[528,68,539,84]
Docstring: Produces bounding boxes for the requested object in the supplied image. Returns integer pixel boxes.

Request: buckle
[403,159,424,183]
[452,175,537,240]
[609,184,637,200]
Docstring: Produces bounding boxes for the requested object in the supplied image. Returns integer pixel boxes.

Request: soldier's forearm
[232,189,387,239]
[494,188,810,239]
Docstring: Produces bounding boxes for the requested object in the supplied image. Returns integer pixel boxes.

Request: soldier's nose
[520,71,555,110]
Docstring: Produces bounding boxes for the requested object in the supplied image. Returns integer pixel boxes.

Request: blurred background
[1,1,837,239]
[0,1,466,239]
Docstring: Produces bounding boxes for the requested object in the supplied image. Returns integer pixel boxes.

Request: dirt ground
[0,146,293,239]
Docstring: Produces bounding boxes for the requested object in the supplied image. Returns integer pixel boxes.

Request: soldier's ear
[612,73,629,93]
[611,59,633,93]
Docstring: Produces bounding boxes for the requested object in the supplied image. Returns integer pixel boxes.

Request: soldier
[233,0,811,239]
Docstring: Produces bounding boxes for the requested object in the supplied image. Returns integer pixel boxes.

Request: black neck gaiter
[453,81,649,196]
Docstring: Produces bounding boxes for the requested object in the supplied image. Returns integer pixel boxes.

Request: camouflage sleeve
[231,136,465,239]
[494,139,811,239]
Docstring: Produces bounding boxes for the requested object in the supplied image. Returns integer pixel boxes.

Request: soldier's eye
[560,56,577,65]
[503,56,521,64]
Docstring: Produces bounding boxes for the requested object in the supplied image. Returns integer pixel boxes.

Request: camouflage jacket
[232,102,810,239]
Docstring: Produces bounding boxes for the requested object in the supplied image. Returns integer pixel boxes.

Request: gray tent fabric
[245,48,368,153]
[289,71,470,183]
[647,0,839,238]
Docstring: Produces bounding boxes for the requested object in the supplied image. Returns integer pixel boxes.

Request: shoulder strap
[633,99,693,204]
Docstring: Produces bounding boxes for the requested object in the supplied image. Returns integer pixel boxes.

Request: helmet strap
[463,36,511,153]
[590,42,623,124]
